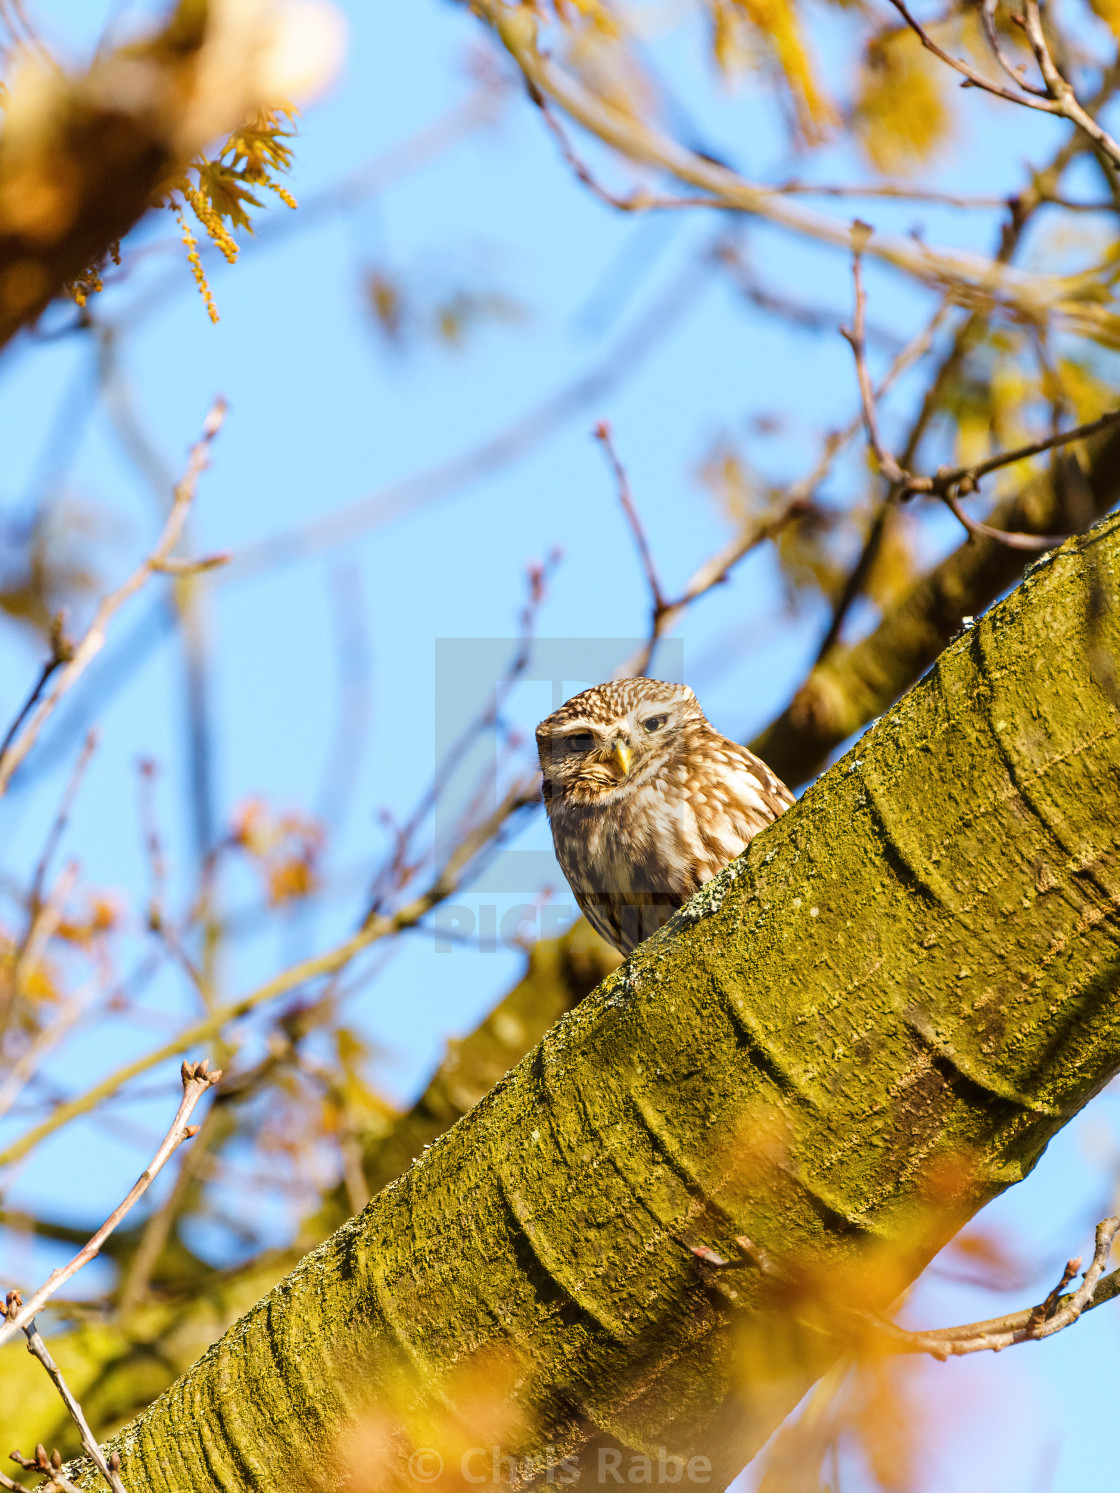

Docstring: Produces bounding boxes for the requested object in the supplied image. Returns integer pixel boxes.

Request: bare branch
[480,0,1087,318]
[21,1317,126,1493]
[532,87,719,213]
[149,552,231,576]
[772,179,1109,212]
[839,222,909,487]
[883,0,1061,112]
[8,1447,84,1493]
[887,1214,1120,1357]
[0,398,227,797]
[981,0,1046,96]
[1017,0,1120,167]
[885,0,1120,171]
[696,1217,1120,1360]
[0,779,539,1173]
[0,615,74,766]
[595,420,667,613]
[940,492,1064,550]
[0,1060,220,1345]
[910,404,1120,495]
[838,220,1118,550]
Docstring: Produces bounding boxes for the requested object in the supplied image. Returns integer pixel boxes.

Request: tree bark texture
[87,515,1120,1489]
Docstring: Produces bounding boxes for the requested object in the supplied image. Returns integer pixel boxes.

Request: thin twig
[910,404,1120,495]
[149,552,231,576]
[532,86,719,213]
[29,730,99,913]
[0,781,538,1173]
[890,1214,1120,1357]
[0,1060,220,1345]
[20,1317,125,1493]
[885,0,1120,170]
[594,421,667,611]
[364,554,559,916]
[884,0,1061,111]
[840,222,908,487]
[981,0,1046,95]
[483,0,1095,322]
[940,492,1064,550]
[7,1448,84,1493]
[1017,0,1120,169]
[595,421,814,679]
[0,616,74,768]
[694,1216,1120,1359]
[611,289,950,681]
[0,398,227,798]
[838,220,1116,549]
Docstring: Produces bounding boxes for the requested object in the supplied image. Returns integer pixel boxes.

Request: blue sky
[0,1,1118,1488]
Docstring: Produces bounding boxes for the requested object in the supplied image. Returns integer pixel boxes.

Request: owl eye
[641,715,666,733]
[563,732,595,754]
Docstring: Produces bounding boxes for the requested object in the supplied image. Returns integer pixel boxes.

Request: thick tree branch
[76,513,1120,1492]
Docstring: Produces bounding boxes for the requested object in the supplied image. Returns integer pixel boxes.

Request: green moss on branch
[92,517,1120,1490]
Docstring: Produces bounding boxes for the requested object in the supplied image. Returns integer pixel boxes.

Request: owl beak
[611,739,633,777]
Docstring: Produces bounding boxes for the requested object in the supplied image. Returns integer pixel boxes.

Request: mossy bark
[91,517,1120,1489]
[0,925,620,1457]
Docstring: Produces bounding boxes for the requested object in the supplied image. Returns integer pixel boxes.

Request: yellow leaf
[855,28,950,174]
[1088,0,1120,39]
[712,0,837,142]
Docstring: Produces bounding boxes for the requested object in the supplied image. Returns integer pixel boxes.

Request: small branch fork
[693,1215,1120,1359]
[0,1064,219,1493]
[0,398,230,799]
[12,1314,126,1493]
[840,223,1120,550]
[0,1060,220,1348]
[3,1446,86,1493]
[593,421,813,677]
[886,0,1120,172]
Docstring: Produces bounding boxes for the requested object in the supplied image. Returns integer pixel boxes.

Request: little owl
[537,679,793,955]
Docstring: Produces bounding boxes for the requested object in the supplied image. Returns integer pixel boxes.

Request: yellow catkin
[183,183,239,265]
[268,181,298,211]
[174,206,219,324]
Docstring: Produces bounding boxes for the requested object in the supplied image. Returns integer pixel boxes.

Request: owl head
[536,678,703,805]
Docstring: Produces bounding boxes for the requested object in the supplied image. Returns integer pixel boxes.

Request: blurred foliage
[365,265,527,352]
[1,0,1120,1486]
[854,27,949,174]
[0,505,104,640]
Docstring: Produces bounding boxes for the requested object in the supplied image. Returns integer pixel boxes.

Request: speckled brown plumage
[536,679,793,954]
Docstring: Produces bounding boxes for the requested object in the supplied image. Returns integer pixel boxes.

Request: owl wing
[680,733,794,882]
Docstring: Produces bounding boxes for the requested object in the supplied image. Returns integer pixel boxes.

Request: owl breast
[548,774,733,953]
